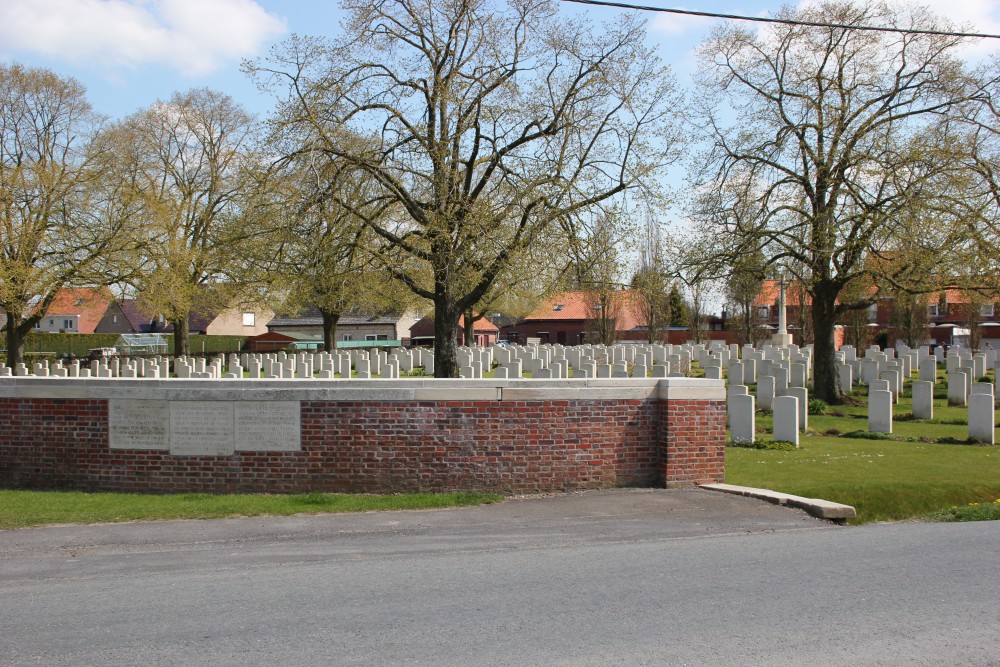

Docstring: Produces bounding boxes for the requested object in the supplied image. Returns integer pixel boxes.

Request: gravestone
[785,386,809,431]
[838,363,853,391]
[727,385,748,427]
[880,369,900,403]
[919,358,937,383]
[948,370,968,407]
[969,393,996,444]
[789,363,806,388]
[868,389,893,434]
[911,381,934,420]
[772,395,799,446]
[757,376,775,412]
[730,394,756,444]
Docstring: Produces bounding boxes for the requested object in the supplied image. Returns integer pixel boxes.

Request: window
[928,303,939,317]
[553,304,565,311]
[866,304,878,322]
[63,319,73,330]
[242,312,255,327]
[341,334,353,341]
[756,306,769,320]
[112,314,118,324]
[980,303,994,317]
[365,334,389,341]
[49,319,54,327]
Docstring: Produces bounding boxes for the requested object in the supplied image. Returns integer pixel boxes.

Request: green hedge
[0,333,247,357]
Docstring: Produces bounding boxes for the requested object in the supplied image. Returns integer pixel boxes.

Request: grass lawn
[0,490,503,530]
[728,371,1000,523]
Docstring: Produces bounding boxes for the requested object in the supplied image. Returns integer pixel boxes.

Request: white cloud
[0,0,287,76]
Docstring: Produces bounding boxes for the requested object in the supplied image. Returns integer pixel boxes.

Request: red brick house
[32,287,115,334]
[502,291,645,345]
[752,279,1000,349]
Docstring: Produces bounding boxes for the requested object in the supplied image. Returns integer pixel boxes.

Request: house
[95,299,169,334]
[751,278,1000,349]
[33,287,115,334]
[502,290,644,345]
[95,299,272,337]
[266,306,422,345]
[408,313,500,347]
[501,290,740,346]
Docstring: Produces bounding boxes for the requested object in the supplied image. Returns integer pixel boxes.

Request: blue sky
[2,0,998,123]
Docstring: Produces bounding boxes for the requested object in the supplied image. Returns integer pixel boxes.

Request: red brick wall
[662,399,727,486]
[0,395,725,494]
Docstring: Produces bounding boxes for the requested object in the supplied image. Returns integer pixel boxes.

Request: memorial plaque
[109,399,169,450]
[169,401,235,456]
[235,401,301,452]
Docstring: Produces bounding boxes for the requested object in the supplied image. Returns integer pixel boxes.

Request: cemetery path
[2,490,998,665]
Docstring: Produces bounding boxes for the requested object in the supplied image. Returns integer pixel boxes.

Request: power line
[559,0,1000,39]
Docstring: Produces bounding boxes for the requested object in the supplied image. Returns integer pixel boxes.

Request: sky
[1,0,998,123]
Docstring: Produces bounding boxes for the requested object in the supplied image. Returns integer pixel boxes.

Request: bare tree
[690,1,992,402]
[247,0,682,376]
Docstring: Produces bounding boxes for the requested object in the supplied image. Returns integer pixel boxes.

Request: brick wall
[662,399,727,486]
[0,380,726,494]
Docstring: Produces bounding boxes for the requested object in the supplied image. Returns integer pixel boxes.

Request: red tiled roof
[523,290,645,330]
[409,312,499,338]
[36,287,115,334]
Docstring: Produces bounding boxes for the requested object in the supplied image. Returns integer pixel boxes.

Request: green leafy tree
[0,64,131,369]
[103,89,257,357]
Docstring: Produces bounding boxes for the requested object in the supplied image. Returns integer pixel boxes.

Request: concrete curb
[700,483,857,523]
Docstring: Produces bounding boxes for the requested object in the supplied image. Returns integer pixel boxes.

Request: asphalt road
[1,489,998,666]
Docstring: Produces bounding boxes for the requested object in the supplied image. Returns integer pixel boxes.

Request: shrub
[807,398,829,415]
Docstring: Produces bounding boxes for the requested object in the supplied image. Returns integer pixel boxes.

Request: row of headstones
[729,344,999,446]
[3,339,740,381]
[2,348,436,380]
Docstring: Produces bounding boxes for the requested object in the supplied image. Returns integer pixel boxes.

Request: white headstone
[868,390,893,434]
[969,393,996,444]
[948,370,968,407]
[730,394,756,444]
[911,381,934,420]
[919,358,937,383]
[772,395,799,446]
[785,386,809,432]
[757,376,775,412]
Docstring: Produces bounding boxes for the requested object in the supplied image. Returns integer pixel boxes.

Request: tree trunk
[6,315,27,372]
[433,294,462,378]
[172,316,190,358]
[321,309,341,351]
[463,308,476,347]
[811,284,843,404]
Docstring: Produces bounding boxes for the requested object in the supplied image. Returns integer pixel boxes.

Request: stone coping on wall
[0,376,724,402]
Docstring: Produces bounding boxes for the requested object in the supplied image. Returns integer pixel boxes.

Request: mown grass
[0,490,503,530]
[726,436,1000,524]
[730,367,1000,524]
